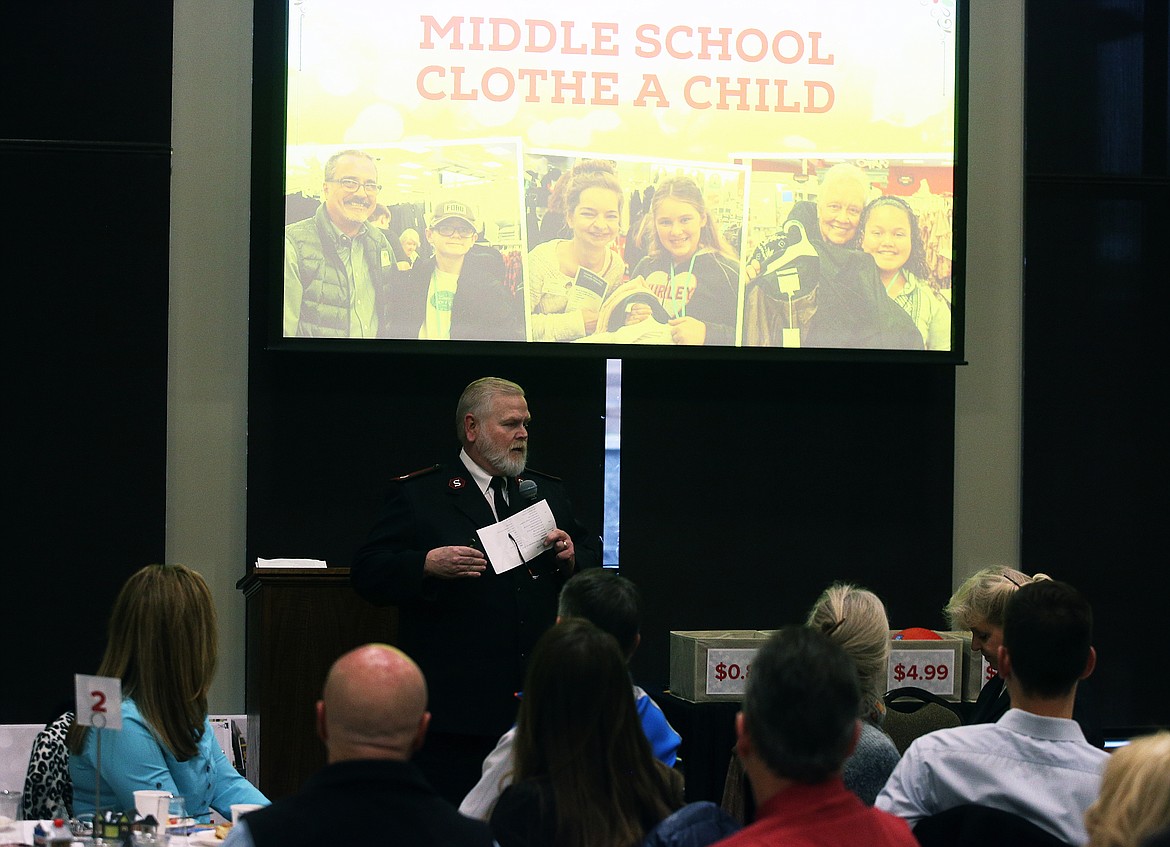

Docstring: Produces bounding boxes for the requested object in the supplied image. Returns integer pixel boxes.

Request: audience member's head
[738,626,860,791]
[68,564,218,759]
[512,618,676,846]
[945,566,1050,670]
[1001,579,1094,700]
[557,568,640,658]
[1085,731,1170,847]
[806,582,890,721]
[316,643,429,763]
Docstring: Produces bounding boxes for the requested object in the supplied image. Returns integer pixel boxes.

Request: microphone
[518,477,557,579]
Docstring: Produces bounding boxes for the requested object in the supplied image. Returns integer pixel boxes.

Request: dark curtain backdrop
[1021,0,1169,729]
[4,3,172,723]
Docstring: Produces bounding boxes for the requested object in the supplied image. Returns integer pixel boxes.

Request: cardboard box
[669,630,773,702]
[885,632,965,702]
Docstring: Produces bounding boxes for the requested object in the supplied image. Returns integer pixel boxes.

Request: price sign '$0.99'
[706,648,759,696]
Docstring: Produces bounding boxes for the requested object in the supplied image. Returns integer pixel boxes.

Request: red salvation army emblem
[449,477,467,490]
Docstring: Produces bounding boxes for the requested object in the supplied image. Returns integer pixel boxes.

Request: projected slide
[282,0,958,351]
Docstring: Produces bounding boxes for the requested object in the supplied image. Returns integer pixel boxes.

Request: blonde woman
[946,566,1103,745]
[805,583,902,804]
[945,567,1047,724]
[1085,732,1170,847]
[722,583,900,821]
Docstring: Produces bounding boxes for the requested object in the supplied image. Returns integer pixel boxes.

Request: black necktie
[490,476,510,520]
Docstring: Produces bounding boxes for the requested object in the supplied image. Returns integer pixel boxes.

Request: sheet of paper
[256,557,328,568]
[477,499,557,574]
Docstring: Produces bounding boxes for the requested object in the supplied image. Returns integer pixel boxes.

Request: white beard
[480,439,527,477]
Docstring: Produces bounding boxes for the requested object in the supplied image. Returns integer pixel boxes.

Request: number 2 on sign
[75,674,124,730]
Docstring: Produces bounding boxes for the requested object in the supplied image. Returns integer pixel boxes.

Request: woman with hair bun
[526,160,627,341]
[804,583,902,805]
[945,566,1048,725]
[946,566,1102,745]
[722,582,901,821]
[629,176,740,345]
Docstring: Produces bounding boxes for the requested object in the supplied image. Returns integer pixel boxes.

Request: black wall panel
[619,359,956,686]
[1022,0,1169,727]
[5,145,170,723]
[3,1,173,723]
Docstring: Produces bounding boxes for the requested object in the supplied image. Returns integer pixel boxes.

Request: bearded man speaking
[352,377,600,804]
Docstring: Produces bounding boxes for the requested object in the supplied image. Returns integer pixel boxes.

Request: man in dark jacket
[352,377,601,804]
[224,644,493,847]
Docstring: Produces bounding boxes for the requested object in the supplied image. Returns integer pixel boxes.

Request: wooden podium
[238,567,398,799]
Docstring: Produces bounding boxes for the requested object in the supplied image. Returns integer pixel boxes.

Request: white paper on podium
[477,500,557,574]
[256,557,328,568]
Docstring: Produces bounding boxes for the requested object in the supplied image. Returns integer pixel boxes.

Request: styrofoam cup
[133,790,170,825]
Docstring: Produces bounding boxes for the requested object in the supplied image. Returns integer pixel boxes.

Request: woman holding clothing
[630,176,740,345]
[526,160,627,342]
[68,564,269,822]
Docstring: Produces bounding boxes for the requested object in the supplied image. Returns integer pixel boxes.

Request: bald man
[223,645,494,847]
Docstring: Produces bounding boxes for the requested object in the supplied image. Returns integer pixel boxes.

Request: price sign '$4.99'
[886,648,956,697]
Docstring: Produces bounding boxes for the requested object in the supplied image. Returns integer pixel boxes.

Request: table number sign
[75,674,123,730]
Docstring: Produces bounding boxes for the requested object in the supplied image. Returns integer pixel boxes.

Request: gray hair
[324,149,377,181]
[806,583,890,721]
[455,377,525,445]
[945,566,1051,630]
[817,162,869,200]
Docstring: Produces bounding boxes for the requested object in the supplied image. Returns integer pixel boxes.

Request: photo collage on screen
[281,0,958,352]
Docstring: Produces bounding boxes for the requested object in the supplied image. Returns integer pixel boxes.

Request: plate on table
[187,827,226,845]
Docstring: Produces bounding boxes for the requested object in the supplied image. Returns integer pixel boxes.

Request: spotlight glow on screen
[274,0,963,356]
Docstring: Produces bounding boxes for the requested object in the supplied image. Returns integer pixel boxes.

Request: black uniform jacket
[352,456,601,737]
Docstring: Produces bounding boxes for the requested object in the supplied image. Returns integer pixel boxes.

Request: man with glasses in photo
[284,149,403,337]
[387,198,525,341]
